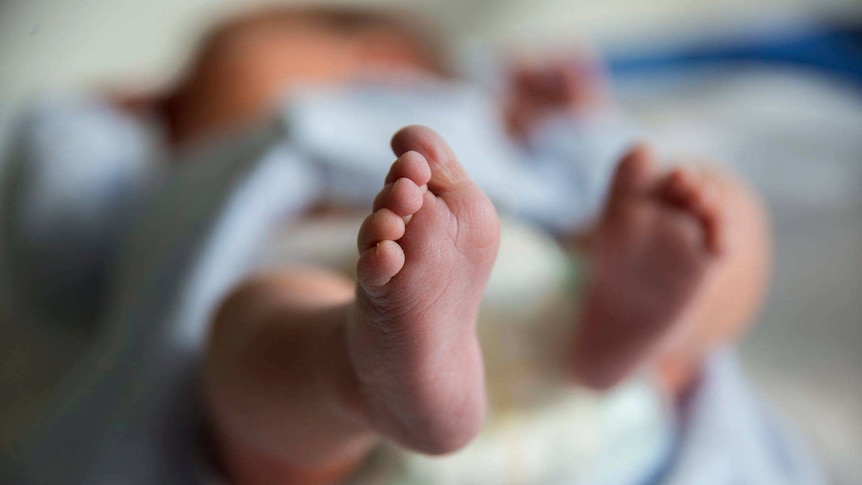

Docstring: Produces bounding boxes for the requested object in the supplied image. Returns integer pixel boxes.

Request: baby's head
[163,6,446,146]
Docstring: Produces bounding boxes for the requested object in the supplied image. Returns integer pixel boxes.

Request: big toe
[660,168,728,256]
[391,125,470,193]
[609,143,659,199]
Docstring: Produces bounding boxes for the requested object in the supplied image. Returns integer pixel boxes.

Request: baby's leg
[572,146,771,392]
[203,126,500,484]
[204,269,368,484]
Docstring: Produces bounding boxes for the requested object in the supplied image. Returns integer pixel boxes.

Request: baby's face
[171,16,440,146]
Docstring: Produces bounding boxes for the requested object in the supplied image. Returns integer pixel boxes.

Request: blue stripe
[606,24,862,84]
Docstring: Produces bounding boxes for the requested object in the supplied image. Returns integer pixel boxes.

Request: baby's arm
[501,59,638,236]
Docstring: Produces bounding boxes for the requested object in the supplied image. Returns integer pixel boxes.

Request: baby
[155,7,769,484]
[2,5,810,485]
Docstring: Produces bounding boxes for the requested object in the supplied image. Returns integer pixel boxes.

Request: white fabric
[662,350,824,485]
[0,95,158,327]
[283,81,631,233]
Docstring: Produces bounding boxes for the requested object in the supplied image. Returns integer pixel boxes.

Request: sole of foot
[347,125,500,454]
[573,144,727,390]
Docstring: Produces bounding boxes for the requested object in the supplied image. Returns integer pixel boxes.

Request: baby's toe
[358,209,406,253]
[373,177,424,217]
[609,144,659,200]
[357,240,405,289]
[661,168,727,256]
[694,184,727,256]
[662,168,700,206]
[385,151,432,188]
[391,125,469,192]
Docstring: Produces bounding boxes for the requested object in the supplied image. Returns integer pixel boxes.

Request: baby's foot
[573,145,727,389]
[347,126,500,454]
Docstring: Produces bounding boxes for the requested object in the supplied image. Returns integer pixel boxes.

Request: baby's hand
[504,55,609,139]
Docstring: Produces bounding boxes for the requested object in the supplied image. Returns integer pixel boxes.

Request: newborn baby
[1,5,815,485]
[157,8,769,484]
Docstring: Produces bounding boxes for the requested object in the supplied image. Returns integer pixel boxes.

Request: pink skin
[573,145,728,389]
[349,126,500,454]
[506,58,610,139]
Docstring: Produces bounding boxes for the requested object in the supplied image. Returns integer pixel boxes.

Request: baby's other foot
[347,126,500,454]
[573,145,727,389]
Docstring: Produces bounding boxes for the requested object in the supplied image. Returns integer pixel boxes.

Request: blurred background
[0,0,860,483]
